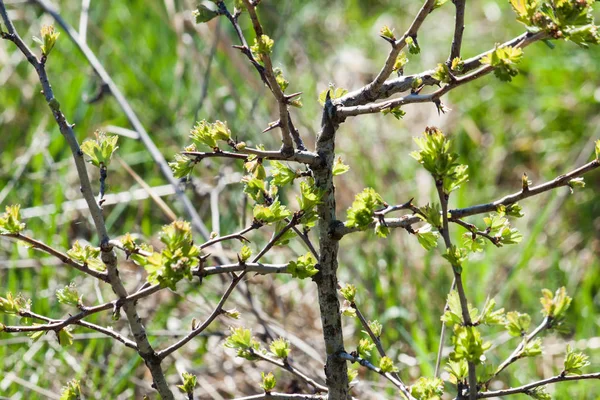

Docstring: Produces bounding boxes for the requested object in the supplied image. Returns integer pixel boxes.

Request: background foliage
[0,0,598,398]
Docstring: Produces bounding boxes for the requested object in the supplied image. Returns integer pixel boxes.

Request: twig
[361,0,436,100]
[195,262,289,277]
[449,159,600,219]
[337,351,415,400]
[183,148,319,166]
[434,278,456,378]
[352,301,405,385]
[335,158,600,239]
[17,310,138,350]
[247,349,328,392]
[450,219,501,246]
[2,233,108,282]
[158,216,301,360]
[477,372,600,398]
[219,0,294,155]
[200,224,258,250]
[487,317,550,385]
[338,31,543,108]
[434,180,478,400]
[447,0,466,63]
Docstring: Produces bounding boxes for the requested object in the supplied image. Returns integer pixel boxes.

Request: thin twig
[477,372,600,398]
[447,0,466,63]
[361,0,436,100]
[248,350,328,392]
[183,148,319,166]
[2,233,108,281]
[435,180,477,400]
[337,351,415,400]
[487,317,550,385]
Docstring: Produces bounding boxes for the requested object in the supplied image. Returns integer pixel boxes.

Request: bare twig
[447,0,466,63]
[2,233,108,282]
[449,159,600,219]
[183,148,319,166]
[247,349,328,392]
[477,372,600,398]
[195,262,289,277]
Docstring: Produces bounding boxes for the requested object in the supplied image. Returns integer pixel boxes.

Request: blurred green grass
[0,0,599,398]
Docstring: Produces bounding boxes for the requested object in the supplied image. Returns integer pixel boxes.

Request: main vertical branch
[312,100,350,398]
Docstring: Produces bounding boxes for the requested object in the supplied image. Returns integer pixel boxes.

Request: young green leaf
[59,379,81,400]
[332,157,350,176]
[56,282,82,308]
[33,25,60,56]
[415,224,440,250]
[169,154,195,178]
[345,188,384,230]
[239,245,252,263]
[0,292,29,315]
[363,320,383,338]
[540,287,572,324]
[273,68,289,92]
[287,252,319,279]
[224,326,261,360]
[251,35,275,62]
[260,372,276,392]
[405,36,420,54]
[357,337,375,358]
[0,204,26,234]
[67,241,105,271]
[194,4,219,23]
[527,386,552,400]
[57,328,74,347]
[177,372,197,395]
[340,283,357,302]
[393,52,408,73]
[445,359,468,385]
[379,356,399,373]
[270,161,296,186]
[410,377,444,400]
[269,337,290,359]
[480,45,523,82]
[504,311,531,337]
[318,84,348,106]
[381,106,406,120]
[522,337,543,358]
[380,25,395,41]
[80,131,119,168]
[476,297,505,326]
[450,326,491,363]
[253,200,292,224]
[563,344,590,375]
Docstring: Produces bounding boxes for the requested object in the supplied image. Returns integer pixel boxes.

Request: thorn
[232,45,245,52]
[284,91,303,101]
[379,35,395,45]
[262,120,281,133]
